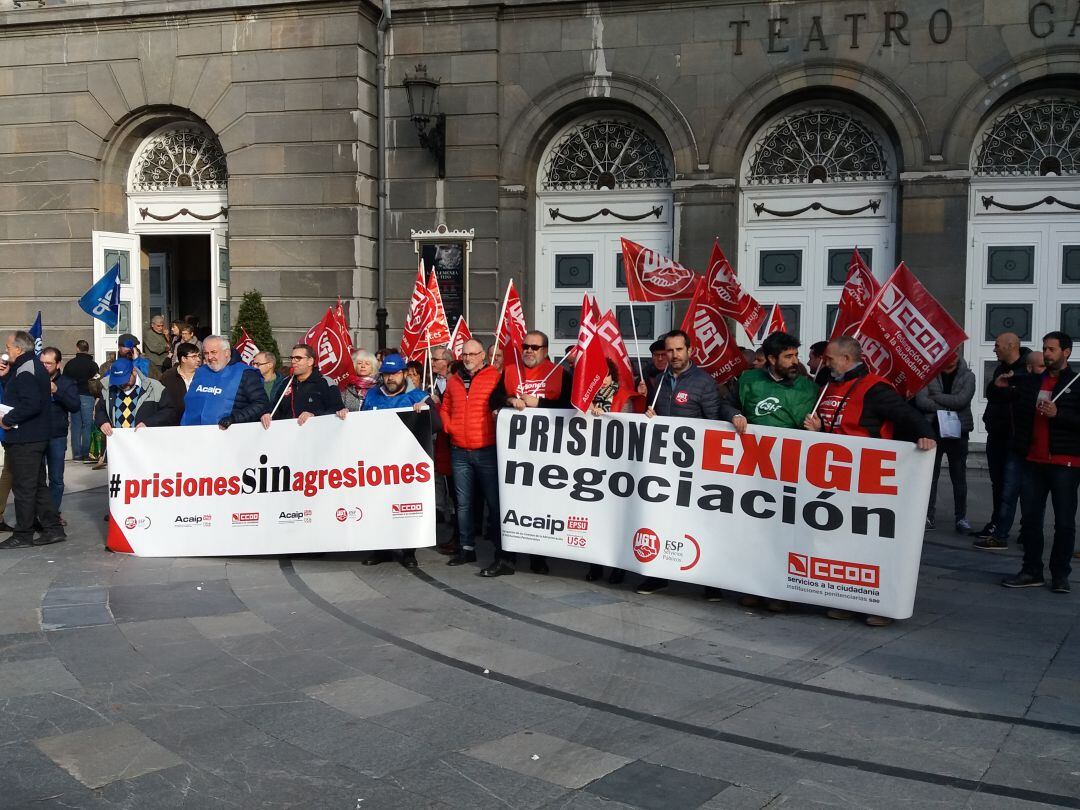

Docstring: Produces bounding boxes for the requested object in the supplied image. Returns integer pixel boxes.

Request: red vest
[818,373,894,440]
[440,365,501,450]
[503,359,563,400]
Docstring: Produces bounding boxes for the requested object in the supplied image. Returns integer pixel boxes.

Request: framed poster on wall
[412,225,473,332]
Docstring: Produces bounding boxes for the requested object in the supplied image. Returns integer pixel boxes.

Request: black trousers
[5,441,61,541]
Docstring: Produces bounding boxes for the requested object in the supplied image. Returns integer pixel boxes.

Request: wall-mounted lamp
[403,64,446,178]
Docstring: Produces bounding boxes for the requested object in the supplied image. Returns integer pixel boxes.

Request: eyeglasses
[522,344,546,351]
[461,351,484,358]
[289,355,308,361]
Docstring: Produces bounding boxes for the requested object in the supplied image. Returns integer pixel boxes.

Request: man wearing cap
[182,335,269,428]
[0,331,67,548]
[361,353,442,568]
[95,357,177,438]
[265,344,346,426]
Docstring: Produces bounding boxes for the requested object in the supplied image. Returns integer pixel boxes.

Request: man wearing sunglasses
[181,335,269,428]
[265,344,346,427]
[504,331,571,410]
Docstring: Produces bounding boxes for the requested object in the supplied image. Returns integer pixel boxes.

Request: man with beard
[440,339,508,574]
[181,335,269,428]
[361,353,441,569]
[736,332,820,430]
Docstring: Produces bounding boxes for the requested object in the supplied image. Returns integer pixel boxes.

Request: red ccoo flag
[233,328,258,365]
[620,237,698,301]
[829,248,880,341]
[595,310,635,393]
[418,270,452,349]
[704,241,766,337]
[570,294,607,412]
[495,280,527,370]
[854,262,968,398]
[448,316,472,360]
[400,260,434,361]
[680,278,750,385]
[304,306,355,388]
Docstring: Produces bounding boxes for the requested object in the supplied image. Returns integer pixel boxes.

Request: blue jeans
[993,451,1025,540]
[70,395,94,459]
[45,436,67,511]
[1019,461,1080,581]
[451,445,503,557]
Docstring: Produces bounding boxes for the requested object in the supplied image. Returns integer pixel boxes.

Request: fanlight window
[973,98,1080,177]
[542,120,670,191]
[746,109,892,185]
[131,127,228,192]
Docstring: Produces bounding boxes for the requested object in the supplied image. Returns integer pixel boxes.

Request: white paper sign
[936,410,962,438]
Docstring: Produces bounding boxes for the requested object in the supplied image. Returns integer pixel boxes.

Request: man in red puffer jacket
[440,339,508,574]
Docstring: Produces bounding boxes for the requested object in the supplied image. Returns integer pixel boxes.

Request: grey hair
[9,331,34,352]
[829,335,862,360]
[352,349,375,366]
[203,335,231,353]
[150,315,165,324]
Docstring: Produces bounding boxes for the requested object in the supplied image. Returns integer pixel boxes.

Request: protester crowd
[1,316,1078,623]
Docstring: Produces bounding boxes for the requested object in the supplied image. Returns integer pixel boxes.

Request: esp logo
[633,528,660,563]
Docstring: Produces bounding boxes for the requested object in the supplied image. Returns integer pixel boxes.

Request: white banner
[497,410,934,619]
[107,410,435,557]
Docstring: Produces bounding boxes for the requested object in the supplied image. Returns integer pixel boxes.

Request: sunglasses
[522,343,546,351]
[289,355,308,361]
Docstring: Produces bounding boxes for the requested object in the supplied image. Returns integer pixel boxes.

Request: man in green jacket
[737,331,820,430]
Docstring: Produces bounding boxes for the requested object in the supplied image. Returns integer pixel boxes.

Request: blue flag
[78,263,121,329]
[28,311,42,355]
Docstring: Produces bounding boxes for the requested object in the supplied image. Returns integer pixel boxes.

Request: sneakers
[972,522,997,540]
[1051,579,1071,594]
[635,577,668,595]
[32,530,66,546]
[1001,572,1045,588]
[0,535,34,550]
[925,517,935,531]
[955,518,972,533]
[973,537,1008,551]
[0,520,12,533]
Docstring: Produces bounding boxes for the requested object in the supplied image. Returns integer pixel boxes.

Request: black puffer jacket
[0,352,52,444]
[650,363,739,421]
[47,373,80,439]
[982,350,1031,437]
[1004,365,1080,458]
[273,369,344,420]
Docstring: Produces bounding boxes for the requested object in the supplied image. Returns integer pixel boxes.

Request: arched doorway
[966,96,1080,438]
[92,122,229,359]
[534,117,674,357]
[738,104,898,345]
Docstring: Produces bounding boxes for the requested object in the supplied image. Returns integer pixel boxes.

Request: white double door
[91,229,230,362]
[966,218,1080,439]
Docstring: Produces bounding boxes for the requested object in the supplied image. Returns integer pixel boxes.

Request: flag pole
[1051,370,1080,404]
[538,349,576,387]
[648,367,668,410]
[269,376,293,418]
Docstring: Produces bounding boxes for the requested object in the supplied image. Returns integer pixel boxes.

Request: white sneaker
[955,518,972,533]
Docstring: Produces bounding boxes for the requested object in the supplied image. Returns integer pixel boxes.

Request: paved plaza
[1,467,1079,809]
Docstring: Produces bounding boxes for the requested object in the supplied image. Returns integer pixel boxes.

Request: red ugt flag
[704,241,766,336]
[620,238,698,302]
[570,294,607,412]
[233,328,258,365]
[754,303,788,342]
[829,248,880,341]
[304,306,355,388]
[595,310,635,392]
[495,280,527,369]
[855,262,967,399]
[448,316,472,360]
[400,261,434,361]
[418,270,452,349]
[680,279,749,385]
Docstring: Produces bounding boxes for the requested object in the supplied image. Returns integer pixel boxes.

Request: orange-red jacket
[440,365,504,450]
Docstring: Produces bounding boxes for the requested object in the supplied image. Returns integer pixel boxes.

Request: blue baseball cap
[379,353,407,373]
[108,358,136,386]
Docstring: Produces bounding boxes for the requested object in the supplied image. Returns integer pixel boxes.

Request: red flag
[448,316,472,360]
[333,295,347,325]
[570,294,607,412]
[854,262,968,398]
[418,270,452,349]
[595,310,635,392]
[495,280,527,369]
[680,279,750,385]
[400,261,434,361]
[829,248,880,341]
[233,328,258,365]
[704,241,766,336]
[304,307,355,388]
[620,237,698,301]
[755,303,788,341]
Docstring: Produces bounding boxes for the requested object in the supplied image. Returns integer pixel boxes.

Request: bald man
[975,332,1032,549]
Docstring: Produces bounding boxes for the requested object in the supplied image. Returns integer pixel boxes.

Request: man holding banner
[268,344,347,426]
[181,336,269,429]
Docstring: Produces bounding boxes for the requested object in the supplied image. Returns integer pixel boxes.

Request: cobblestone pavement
[1,470,1078,809]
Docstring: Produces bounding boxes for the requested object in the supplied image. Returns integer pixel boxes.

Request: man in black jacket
[974,332,1031,548]
[0,331,65,548]
[265,344,346,426]
[1000,332,1080,593]
[40,347,80,517]
[62,339,99,461]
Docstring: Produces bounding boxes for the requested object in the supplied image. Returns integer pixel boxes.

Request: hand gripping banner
[497,410,934,619]
[107,410,435,557]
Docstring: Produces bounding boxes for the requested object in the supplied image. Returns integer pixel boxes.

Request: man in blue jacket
[0,331,65,548]
[181,335,269,428]
[40,347,80,518]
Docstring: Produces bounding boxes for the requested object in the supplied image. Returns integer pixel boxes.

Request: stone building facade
[0,0,1078,437]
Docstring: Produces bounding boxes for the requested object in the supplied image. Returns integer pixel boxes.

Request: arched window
[973,97,1080,177]
[130,125,228,192]
[541,119,670,191]
[745,109,893,185]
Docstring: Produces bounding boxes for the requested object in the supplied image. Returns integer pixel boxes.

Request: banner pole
[538,350,575,388]
[811,382,829,418]
[1051,369,1080,404]
[269,376,293,418]
[648,367,668,410]
[628,299,646,383]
